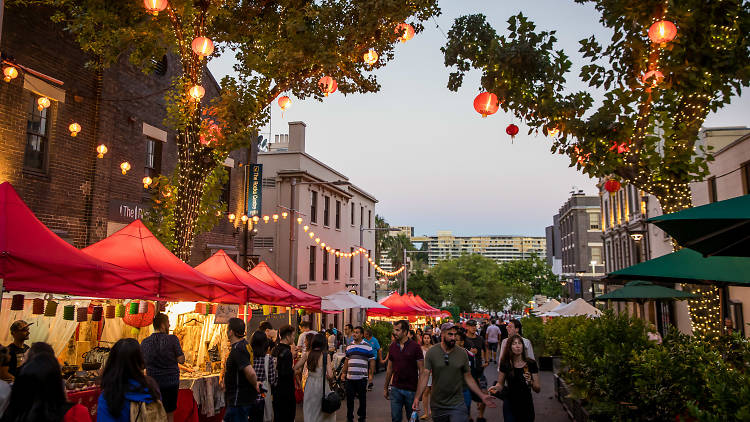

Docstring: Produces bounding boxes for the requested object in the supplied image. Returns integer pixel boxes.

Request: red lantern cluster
[648,20,677,45]
[604,179,621,193]
[473,92,499,118]
[318,76,337,97]
[609,140,630,154]
[506,124,519,139]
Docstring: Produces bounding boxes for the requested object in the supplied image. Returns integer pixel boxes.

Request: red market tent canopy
[403,292,438,315]
[368,292,422,317]
[83,220,246,304]
[248,262,322,310]
[0,182,161,299]
[195,250,293,305]
[409,293,441,316]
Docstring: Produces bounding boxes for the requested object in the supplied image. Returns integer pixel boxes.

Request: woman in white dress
[420,333,434,420]
[295,333,335,422]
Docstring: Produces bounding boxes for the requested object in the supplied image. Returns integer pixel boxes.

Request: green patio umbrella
[597,280,696,301]
[607,248,750,286]
[648,194,750,257]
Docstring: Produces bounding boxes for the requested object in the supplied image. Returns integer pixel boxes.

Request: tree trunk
[650,182,722,338]
[173,121,215,262]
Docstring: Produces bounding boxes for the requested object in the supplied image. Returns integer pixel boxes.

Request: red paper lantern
[191,36,214,58]
[506,124,519,139]
[395,23,415,43]
[143,0,168,15]
[609,140,630,154]
[473,92,499,118]
[642,70,664,88]
[648,20,677,45]
[123,301,155,328]
[604,179,621,193]
[278,95,292,114]
[318,76,337,97]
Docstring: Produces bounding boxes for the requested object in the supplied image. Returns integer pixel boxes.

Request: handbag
[129,400,167,422]
[321,353,341,414]
[263,355,274,422]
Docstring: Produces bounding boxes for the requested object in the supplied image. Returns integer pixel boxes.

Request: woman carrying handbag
[295,334,336,422]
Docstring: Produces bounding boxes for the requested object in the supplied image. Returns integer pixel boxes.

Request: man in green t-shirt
[413,323,495,422]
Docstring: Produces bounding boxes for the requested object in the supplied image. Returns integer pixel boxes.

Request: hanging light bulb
[228,213,236,222]
[263,215,270,223]
[309,232,315,238]
[120,161,131,175]
[315,238,321,244]
[282,212,288,219]
[252,215,260,223]
[189,85,205,101]
[191,36,215,58]
[96,144,108,158]
[37,97,50,111]
[297,217,303,224]
[142,176,153,189]
[321,242,326,248]
[363,49,378,65]
[272,214,279,222]
[241,214,249,222]
[3,66,18,82]
[68,122,82,137]
[547,126,560,137]
[303,225,309,232]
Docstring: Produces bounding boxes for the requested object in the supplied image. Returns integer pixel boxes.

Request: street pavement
[295,360,570,422]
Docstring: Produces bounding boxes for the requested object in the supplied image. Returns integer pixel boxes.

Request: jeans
[462,388,472,412]
[390,387,416,422]
[431,403,469,422]
[224,405,253,422]
[346,378,368,422]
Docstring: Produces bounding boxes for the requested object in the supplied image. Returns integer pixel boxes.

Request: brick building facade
[1,6,247,265]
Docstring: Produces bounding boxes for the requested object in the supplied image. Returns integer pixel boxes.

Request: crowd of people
[0,314,542,422]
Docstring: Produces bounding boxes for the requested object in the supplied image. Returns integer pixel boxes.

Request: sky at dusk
[208,0,750,238]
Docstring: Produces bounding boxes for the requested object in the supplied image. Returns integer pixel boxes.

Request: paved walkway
[295,360,569,422]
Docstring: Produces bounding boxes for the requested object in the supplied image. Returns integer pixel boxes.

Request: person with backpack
[250,331,277,422]
[97,338,165,422]
[223,318,261,422]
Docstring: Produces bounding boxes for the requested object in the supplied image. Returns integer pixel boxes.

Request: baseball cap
[440,322,455,332]
[10,320,33,332]
[466,319,477,326]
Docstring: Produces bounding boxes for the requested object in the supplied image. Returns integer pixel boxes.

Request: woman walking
[489,334,540,422]
[250,331,277,422]
[97,338,164,422]
[419,333,434,420]
[295,333,335,422]
[2,353,90,422]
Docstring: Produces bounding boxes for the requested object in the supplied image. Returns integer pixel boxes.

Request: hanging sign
[214,304,239,324]
[247,164,263,217]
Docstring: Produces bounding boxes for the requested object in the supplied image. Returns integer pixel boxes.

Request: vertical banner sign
[248,164,263,217]
[573,278,582,295]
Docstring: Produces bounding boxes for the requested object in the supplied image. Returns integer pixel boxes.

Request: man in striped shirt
[341,326,375,422]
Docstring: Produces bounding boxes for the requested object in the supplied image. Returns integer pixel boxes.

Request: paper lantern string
[76,307,88,322]
[115,304,126,318]
[63,305,75,321]
[129,302,139,315]
[44,300,58,317]
[92,306,104,322]
[105,305,116,319]
[32,298,45,315]
[10,294,24,311]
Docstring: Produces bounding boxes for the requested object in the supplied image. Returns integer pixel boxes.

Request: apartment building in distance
[410,231,546,267]
[602,127,750,336]
[546,191,603,300]
[253,121,378,326]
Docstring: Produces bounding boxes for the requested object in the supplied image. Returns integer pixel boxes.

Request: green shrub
[366,321,393,352]
[543,315,587,356]
[522,316,545,357]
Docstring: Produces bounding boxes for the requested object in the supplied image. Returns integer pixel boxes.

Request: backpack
[129,400,167,422]
[263,355,274,422]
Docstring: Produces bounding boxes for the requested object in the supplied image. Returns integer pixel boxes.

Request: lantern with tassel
[318,76,337,97]
[45,300,59,317]
[473,92,499,118]
[106,305,116,319]
[92,306,104,321]
[76,307,88,322]
[63,305,75,321]
[32,298,44,314]
[10,294,24,311]
[506,124,519,140]
[129,301,139,315]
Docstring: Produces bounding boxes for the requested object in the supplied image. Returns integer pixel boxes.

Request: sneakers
[367,382,374,391]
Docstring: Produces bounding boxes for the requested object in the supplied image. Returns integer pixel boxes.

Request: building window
[591,246,602,266]
[24,96,50,171]
[351,202,355,225]
[589,213,600,230]
[310,191,318,223]
[360,206,364,228]
[221,168,231,213]
[335,200,341,229]
[322,251,329,281]
[145,138,163,177]
[742,161,750,195]
[708,177,717,203]
[350,247,354,277]
[367,250,372,277]
[323,196,330,227]
[309,247,316,281]
[368,210,372,228]
[334,250,340,280]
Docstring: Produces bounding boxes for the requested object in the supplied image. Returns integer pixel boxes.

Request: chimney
[288,121,306,152]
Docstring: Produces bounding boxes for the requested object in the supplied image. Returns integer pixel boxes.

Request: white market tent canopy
[533,299,561,314]
[322,290,389,311]
[555,298,602,317]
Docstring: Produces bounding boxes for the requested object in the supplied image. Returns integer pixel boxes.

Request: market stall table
[178,373,226,421]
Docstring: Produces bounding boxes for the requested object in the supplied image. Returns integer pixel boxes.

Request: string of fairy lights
[226,209,405,278]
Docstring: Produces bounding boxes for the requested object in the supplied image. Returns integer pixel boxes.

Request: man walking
[384,320,424,422]
[485,321,501,363]
[413,323,495,422]
[363,328,381,384]
[344,324,354,347]
[223,318,260,422]
[272,325,297,422]
[464,320,489,422]
[498,319,535,360]
[341,326,375,422]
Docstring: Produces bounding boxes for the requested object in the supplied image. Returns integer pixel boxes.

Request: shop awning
[596,280,696,301]
[322,290,388,311]
[83,220,246,303]
[607,248,750,286]
[368,292,423,317]
[648,194,750,257]
[195,250,294,305]
[0,182,161,299]
[248,262,322,310]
